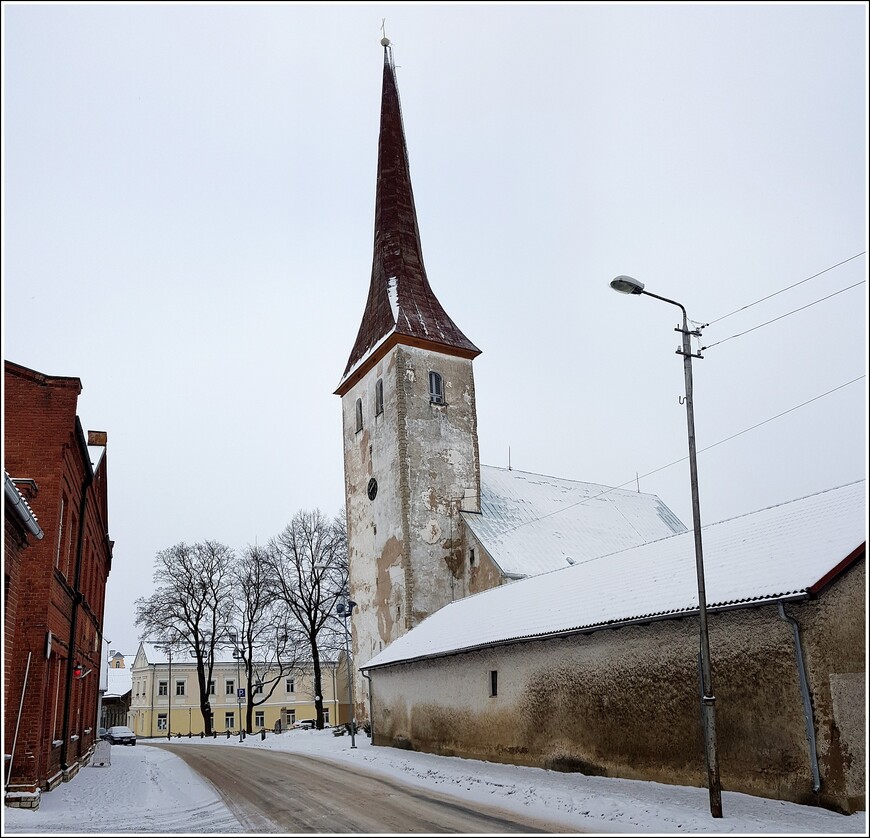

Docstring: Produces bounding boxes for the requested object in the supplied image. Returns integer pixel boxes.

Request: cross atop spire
[337,43,480,393]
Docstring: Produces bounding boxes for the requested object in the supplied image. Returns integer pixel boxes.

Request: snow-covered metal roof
[104,665,132,699]
[365,481,866,669]
[463,466,687,578]
[137,642,208,666]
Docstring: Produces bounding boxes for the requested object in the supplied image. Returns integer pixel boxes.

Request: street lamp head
[610,275,645,295]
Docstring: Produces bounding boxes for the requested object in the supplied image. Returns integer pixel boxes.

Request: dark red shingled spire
[338,43,480,391]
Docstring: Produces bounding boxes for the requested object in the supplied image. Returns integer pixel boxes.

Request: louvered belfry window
[429,371,444,404]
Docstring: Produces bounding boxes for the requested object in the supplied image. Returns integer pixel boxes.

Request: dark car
[97,727,108,740]
[106,725,136,745]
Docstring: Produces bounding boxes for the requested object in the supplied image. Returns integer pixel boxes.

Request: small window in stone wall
[469,548,475,566]
[429,371,444,404]
[355,398,363,432]
[489,670,498,697]
[375,378,384,415]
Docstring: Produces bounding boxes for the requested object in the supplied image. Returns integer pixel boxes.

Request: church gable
[462,465,687,579]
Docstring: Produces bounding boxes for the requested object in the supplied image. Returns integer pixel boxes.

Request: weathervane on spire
[380,18,390,48]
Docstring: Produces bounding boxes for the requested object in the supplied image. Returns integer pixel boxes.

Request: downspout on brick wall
[778,600,821,793]
[60,465,93,772]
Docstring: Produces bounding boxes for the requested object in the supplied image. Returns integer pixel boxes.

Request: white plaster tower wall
[342,344,481,677]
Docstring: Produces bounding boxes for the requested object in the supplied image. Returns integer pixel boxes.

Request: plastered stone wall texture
[792,558,865,812]
[342,344,481,719]
[399,345,481,622]
[370,570,864,813]
[464,529,507,596]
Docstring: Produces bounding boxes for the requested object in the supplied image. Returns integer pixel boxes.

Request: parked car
[293,719,316,730]
[97,727,108,740]
[106,725,136,745]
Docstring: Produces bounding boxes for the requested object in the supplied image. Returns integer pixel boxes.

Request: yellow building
[128,642,349,738]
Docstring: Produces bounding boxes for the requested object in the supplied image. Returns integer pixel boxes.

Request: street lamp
[336,596,357,749]
[227,629,244,743]
[610,275,723,819]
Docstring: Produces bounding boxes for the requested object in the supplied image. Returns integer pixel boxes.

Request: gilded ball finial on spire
[381,37,390,47]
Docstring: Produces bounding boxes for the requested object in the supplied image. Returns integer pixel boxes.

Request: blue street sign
[237,688,245,698]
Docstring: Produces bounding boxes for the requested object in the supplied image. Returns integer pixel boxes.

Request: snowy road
[154,742,574,833]
[3,729,865,834]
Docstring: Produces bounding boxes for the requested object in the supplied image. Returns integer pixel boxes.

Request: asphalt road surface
[149,743,574,833]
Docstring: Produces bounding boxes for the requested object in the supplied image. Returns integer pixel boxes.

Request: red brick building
[3,361,113,808]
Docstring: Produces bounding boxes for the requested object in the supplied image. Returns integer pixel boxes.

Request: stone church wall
[342,343,484,723]
[368,558,864,813]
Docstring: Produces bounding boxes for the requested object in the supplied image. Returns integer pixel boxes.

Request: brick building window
[158,681,168,696]
[157,714,167,731]
[175,680,185,696]
[225,712,235,730]
[226,679,234,695]
[255,711,265,728]
[286,678,295,693]
[208,680,215,695]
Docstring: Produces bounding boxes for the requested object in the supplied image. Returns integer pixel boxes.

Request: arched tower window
[375,378,384,416]
[429,371,444,404]
[355,398,363,433]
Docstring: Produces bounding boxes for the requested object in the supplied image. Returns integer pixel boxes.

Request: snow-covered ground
[3,729,865,834]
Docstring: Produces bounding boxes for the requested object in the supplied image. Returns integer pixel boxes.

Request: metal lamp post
[610,274,723,819]
[166,646,172,741]
[336,597,357,749]
[227,629,244,743]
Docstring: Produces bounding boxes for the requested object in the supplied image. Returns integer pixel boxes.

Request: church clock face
[367,477,378,501]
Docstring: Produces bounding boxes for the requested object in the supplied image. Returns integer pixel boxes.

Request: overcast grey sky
[3,3,867,656]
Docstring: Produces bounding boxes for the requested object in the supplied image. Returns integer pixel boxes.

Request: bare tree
[263,509,348,729]
[134,541,235,735]
[231,544,306,733]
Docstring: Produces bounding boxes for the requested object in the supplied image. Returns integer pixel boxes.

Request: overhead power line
[706,251,866,326]
[496,376,865,536]
[702,281,865,351]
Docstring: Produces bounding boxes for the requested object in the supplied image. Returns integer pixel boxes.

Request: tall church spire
[337,41,480,392]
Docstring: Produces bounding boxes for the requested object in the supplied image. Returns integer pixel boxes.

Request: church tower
[336,41,482,683]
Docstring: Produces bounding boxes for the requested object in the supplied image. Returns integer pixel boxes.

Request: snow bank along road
[155,743,576,833]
